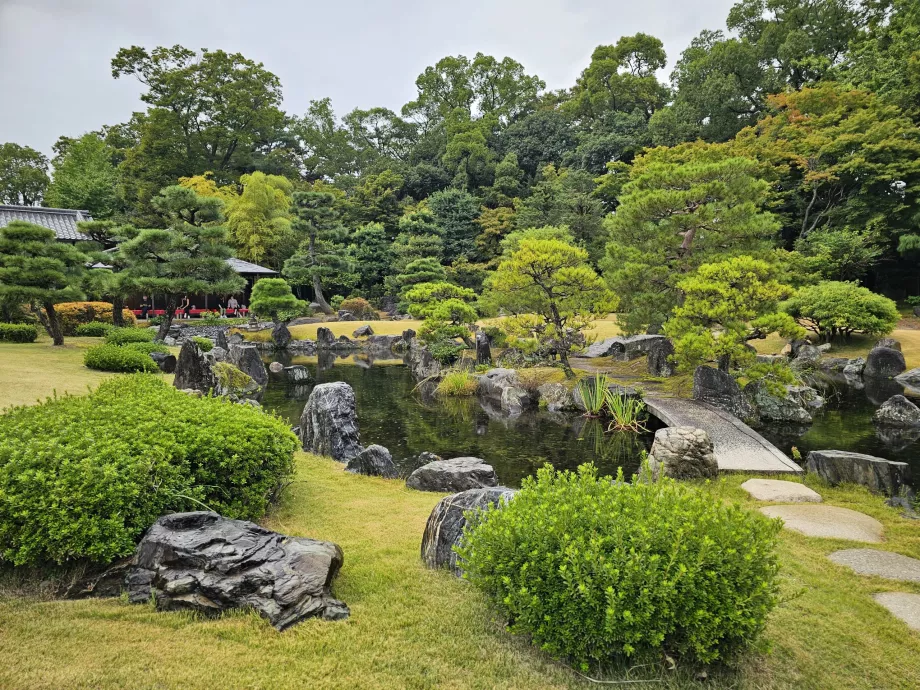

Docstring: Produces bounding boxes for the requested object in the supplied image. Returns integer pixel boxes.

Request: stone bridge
[644,397,803,475]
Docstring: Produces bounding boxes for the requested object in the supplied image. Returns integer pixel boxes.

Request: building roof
[226,257,277,275]
[0,204,92,241]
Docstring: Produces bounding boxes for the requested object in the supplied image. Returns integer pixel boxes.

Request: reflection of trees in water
[572,417,647,479]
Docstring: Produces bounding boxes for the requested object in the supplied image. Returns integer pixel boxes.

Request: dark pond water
[260,353,656,487]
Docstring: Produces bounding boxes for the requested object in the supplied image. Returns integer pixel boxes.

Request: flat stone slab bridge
[644,397,803,475]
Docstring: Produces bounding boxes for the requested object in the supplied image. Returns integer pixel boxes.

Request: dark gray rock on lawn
[272,322,292,349]
[352,324,374,338]
[864,347,906,379]
[300,382,363,462]
[406,457,499,492]
[149,351,177,374]
[805,449,912,496]
[475,330,492,366]
[229,343,268,389]
[284,365,312,383]
[646,426,718,480]
[874,395,920,428]
[421,487,516,576]
[345,444,398,478]
[575,334,667,360]
[126,512,348,630]
[646,337,675,377]
[692,366,756,421]
[172,340,217,393]
[875,338,901,352]
[337,310,355,321]
[316,327,336,349]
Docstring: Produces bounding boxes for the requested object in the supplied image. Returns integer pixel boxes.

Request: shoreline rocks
[345,445,398,478]
[805,449,912,496]
[864,347,907,379]
[874,395,920,428]
[406,457,499,492]
[692,366,756,421]
[646,426,717,480]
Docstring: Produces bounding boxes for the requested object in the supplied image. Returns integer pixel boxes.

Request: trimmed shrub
[456,464,781,667]
[75,321,114,337]
[781,281,899,341]
[55,301,136,335]
[124,341,169,355]
[0,375,298,566]
[0,323,38,343]
[84,344,158,373]
[339,297,379,320]
[192,336,214,352]
[104,327,155,346]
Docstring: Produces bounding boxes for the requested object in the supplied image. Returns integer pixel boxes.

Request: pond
[260,354,656,487]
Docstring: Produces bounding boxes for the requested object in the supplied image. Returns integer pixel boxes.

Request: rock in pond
[421,487,516,576]
[316,327,336,349]
[746,381,813,424]
[172,340,216,393]
[300,382,363,462]
[874,395,920,428]
[864,347,906,379]
[149,351,177,374]
[229,343,268,389]
[272,322,292,349]
[646,426,718,480]
[406,457,499,492]
[895,368,920,391]
[352,324,374,338]
[269,361,284,374]
[345,444,398,478]
[284,365,312,383]
[537,382,574,412]
[843,357,866,376]
[404,338,441,381]
[692,366,755,421]
[126,512,348,630]
[805,449,911,496]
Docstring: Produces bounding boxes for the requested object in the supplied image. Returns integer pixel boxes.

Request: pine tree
[249,277,305,323]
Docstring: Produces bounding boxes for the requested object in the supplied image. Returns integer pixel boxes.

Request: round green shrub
[124,341,170,355]
[0,323,38,343]
[456,464,782,667]
[781,281,899,341]
[0,375,298,566]
[84,344,158,373]
[75,321,114,337]
[105,327,155,346]
[192,336,214,352]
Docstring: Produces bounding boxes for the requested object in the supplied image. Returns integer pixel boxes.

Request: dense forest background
[2,0,919,311]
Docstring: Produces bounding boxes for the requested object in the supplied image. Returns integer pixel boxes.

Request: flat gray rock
[405,457,498,493]
[760,505,884,543]
[741,479,821,503]
[873,592,920,631]
[829,549,920,583]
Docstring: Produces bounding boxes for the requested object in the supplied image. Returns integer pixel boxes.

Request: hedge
[0,376,298,566]
[55,302,137,335]
[104,327,155,346]
[75,321,114,337]
[0,323,38,343]
[84,344,158,373]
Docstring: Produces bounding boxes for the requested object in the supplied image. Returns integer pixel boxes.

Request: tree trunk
[44,302,64,346]
[112,294,125,327]
[312,274,334,315]
[717,354,731,372]
[156,297,178,341]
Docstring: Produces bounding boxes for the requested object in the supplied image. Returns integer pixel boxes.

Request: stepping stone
[873,592,920,631]
[760,505,884,543]
[828,549,920,583]
[741,479,822,503]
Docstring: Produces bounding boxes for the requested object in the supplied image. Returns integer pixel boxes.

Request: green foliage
[428,188,481,263]
[339,297,378,320]
[84,344,158,373]
[54,301,137,336]
[781,281,900,340]
[0,376,297,565]
[435,371,480,396]
[795,226,884,282]
[225,171,293,266]
[576,374,609,416]
[74,321,114,337]
[456,464,782,667]
[427,340,467,365]
[192,336,214,352]
[347,223,391,297]
[482,325,508,348]
[604,391,647,432]
[123,341,169,355]
[45,132,119,218]
[0,142,49,205]
[0,323,38,343]
[104,327,155,346]
[249,277,305,323]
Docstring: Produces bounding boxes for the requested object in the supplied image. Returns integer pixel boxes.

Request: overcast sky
[0,0,735,154]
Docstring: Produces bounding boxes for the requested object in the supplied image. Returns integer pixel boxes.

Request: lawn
[1,338,920,689]
[753,330,920,369]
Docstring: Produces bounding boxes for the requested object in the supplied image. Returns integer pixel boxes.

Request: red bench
[132,308,249,318]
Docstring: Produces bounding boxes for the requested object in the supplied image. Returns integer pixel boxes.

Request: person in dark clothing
[140,296,151,320]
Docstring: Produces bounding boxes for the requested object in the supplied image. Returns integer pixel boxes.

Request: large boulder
[316,327,336,349]
[212,362,261,401]
[805,449,912,496]
[864,347,906,379]
[406,457,499,492]
[478,368,533,415]
[843,357,866,376]
[337,310,356,321]
[537,383,575,412]
[575,334,667,360]
[646,338,675,377]
[352,324,374,338]
[300,382,363,462]
[126,512,348,630]
[874,395,920,428]
[692,366,755,421]
[421,487,516,576]
[404,338,442,381]
[791,344,822,371]
[345,444,398,478]
[172,340,217,393]
[746,381,814,424]
[272,322,292,350]
[149,351,177,374]
[215,329,230,351]
[229,343,268,389]
[646,426,718,480]
[284,365,312,383]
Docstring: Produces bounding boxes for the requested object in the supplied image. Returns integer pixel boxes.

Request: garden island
[1,1,920,688]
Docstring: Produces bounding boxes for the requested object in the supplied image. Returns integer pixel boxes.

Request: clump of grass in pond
[435,370,479,396]
[604,389,648,432]
[576,373,609,416]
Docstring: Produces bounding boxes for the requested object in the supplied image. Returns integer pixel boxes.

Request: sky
[0,0,736,155]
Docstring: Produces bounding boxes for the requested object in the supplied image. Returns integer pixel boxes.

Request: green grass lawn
[1,338,920,688]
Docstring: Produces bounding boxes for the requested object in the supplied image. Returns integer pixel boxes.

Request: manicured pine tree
[78,220,137,327]
[249,277,305,324]
[0,221,87,345]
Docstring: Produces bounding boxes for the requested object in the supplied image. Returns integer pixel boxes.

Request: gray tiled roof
[0,204,92,241]
[226,257,277,274]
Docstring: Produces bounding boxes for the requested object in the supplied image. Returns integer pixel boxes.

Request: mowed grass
[753,329,920,368]
[238,319,424,342]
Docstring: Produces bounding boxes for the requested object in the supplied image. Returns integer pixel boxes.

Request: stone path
[873,593,920,631]
[741,479,822,503]
[828,549,920,583]
[760,505,884,543]
[645,397,803,474]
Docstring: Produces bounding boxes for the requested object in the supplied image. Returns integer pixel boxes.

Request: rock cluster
[646,426,718,480]
[478,368,533,415]
[172,340,217,393]
[692,366,755,421]
[404,337,442,381]
[229,343,268,389]
[864,346,906,379]
[646,337,675,377]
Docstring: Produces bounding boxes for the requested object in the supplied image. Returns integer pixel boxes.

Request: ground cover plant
[0,375,297,566]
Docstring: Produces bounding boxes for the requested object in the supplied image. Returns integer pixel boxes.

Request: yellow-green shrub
[339,297,379,320]
[84,344,157,373]
[55,302,137,335]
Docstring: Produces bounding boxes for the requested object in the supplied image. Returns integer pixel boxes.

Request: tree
[249,278,305,323]
[475,206,516,260]
[348,223,391,297]
[795,226,884,282]
[781,281,900,341]
[45,133,119,218]
[484,236,616,376]
[225,171,293,267]
[663,256,804,372]
[428,188,480,262]
[405,281,478,351]
[78,220,137,327]
[119,186,245,340]
[0,222,87,345]
[343,170,405,238]
[604,142,780,333]
[390,257,447,297]
[0,143,49,205]
[283,191,350,315]
[499,110,575,178]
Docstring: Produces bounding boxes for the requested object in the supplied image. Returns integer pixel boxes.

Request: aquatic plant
[604,390,648,432]
[435,370,479,396]
[576,374,609,417]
